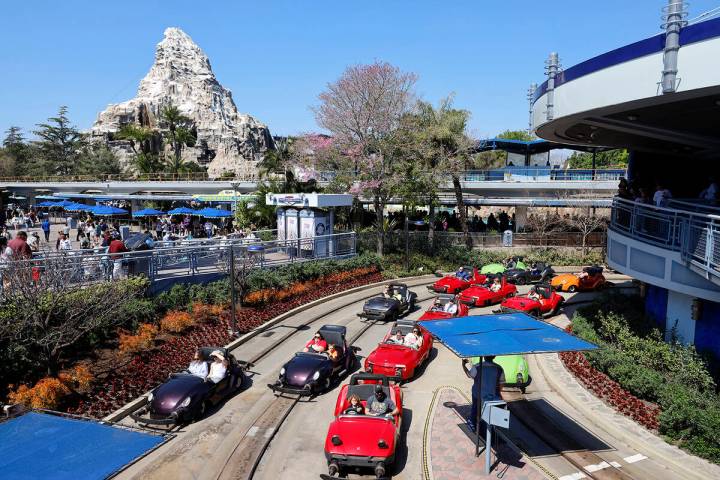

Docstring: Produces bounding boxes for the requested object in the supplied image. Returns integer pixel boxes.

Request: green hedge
[154,253,383,313]
[572,294,720,463]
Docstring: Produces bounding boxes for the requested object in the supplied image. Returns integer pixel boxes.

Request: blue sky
[1,0,718,140]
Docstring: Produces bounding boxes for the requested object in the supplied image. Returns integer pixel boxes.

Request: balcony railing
[0,168,626,185]
[610,197,720,280]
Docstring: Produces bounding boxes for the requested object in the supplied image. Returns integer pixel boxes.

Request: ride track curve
[214,288,440,480]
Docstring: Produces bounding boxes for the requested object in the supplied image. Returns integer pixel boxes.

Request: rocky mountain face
[90,27,273,177]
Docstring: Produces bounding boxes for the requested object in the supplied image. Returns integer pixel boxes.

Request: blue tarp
[197,207,233,218]
[167,207,196,215]
[0,411,165,480]
[420,313,598,357]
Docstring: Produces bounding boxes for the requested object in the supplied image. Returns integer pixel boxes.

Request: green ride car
[469,355,531,393]
[480,256,528,275]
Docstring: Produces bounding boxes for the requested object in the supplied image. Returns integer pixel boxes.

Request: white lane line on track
[584,461,611,473]
[610,461,622,468]
[624,453,648,464]
[264,428,275,438]
[246,426,259,437]
[559,473,587,480]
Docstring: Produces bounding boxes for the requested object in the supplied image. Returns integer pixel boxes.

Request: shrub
[57,364,94,392]
[160,311,195,333]
[8,377,71,409]
[118,323,159,354]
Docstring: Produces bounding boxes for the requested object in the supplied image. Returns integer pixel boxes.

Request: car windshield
[295,351,327,359]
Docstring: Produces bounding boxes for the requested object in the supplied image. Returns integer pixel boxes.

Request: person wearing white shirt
[207,351,227,383]
[443,300,458,315]
[58,233,72,251]
[653,184,672,207]
[404,327,423,350]
[188,349,209,378]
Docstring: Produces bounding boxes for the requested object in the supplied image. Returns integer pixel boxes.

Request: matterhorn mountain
[90,27,273,177]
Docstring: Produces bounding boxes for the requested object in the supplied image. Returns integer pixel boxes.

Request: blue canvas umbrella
[167,207,197,215]
[197,207,233,218]
[54,199,78,208]
[65,202,94,212]
[90,205,128,216]
[36,201,60,207]
[132,208,165,217]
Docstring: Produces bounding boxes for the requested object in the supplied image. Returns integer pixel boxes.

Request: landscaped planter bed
[69,270,383,418]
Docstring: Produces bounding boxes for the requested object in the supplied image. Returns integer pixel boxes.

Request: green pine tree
[32,106,85,176]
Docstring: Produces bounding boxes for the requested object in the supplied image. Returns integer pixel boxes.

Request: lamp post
[405,218,427,271]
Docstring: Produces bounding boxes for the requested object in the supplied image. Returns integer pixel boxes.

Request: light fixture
[627,114,639,121]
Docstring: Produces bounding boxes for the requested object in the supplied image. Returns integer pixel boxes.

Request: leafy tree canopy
[567,149,629,169]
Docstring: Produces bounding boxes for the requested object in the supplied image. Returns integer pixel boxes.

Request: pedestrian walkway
[426,387,548,480]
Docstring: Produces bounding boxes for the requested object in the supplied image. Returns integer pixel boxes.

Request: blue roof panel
[0,411,166,480]
[420,313,598,358]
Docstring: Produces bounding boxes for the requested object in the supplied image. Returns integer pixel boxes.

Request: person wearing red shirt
[303,332,327,353]
[8,231,33,259]
[108,233,128,279]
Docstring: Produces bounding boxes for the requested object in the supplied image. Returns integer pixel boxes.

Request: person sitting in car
[443,298,459,315]
[327,344,340,363]
[456,266,470,281]
[303,332,328,353]
[344,394,365,415]
[430,298,445,312]
[188,349,209,378]
[383,285,402,301]
[489,277,502,292]
[528,286,541,301]
[404,327,423,350]
[366,384,399,417]
[387,330,405,344]
[207,351,227,383]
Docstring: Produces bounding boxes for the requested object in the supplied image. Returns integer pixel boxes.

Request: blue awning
[133,208,165,217]
[167,207,197,215]
[420,313,598,358]
[90,205,129,216]
[0,411,166,480]
[197,207,233,218]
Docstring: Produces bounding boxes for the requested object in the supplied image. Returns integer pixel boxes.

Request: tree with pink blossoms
[314,61,418,255]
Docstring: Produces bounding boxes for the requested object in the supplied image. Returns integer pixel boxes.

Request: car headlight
[180,397,191,408]
[395,367,403,376]
[313,371,320,381]
[147,392,154,402]
[279,367,285,377]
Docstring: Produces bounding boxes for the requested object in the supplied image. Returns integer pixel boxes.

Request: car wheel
[532,309,541,318]
[516,277,526,285]
[520,385,526,394]
[507,292,515,298]
[568,285,577,293]
[195,400,208,421]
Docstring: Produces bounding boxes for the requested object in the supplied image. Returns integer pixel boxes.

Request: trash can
[502,230,513,247]
[124,233,154,277]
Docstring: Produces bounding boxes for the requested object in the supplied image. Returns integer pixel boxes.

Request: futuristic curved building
[532,2,720,358]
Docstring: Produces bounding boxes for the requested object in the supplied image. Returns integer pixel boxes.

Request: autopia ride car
[130,346,251,426]
[427,266,485,294]
[358,283,417,322]
[418,294,469,321]
[269,325,358,396]
[551,266,606,292]
[364,320,433,381]
[457,275,517,307]
[323,373,402,479]
[499,284,564,318]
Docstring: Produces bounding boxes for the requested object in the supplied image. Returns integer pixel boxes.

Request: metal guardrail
[1,232,357,288]
[0,169,626,185]
[610,197,720,281]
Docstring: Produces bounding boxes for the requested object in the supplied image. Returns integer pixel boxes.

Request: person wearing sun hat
[207,350,227,383]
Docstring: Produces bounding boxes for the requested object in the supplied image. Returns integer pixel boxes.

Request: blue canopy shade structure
[420,313,598,358]
[167,207,197,215]
[132,208,165,217]
[0,411,166,480]
[90,205,129,216]
[53,199,77,207]
[473,138,612,155]
[64,202,94,212]
[197,207,233,218]
[36,201,60,207]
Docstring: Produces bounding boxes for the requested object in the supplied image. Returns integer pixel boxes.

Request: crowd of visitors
[386,210,517,233]
[618,177,719,207]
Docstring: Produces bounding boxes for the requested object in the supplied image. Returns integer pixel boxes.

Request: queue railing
[0,232,357,290]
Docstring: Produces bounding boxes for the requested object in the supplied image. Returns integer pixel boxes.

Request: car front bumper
[130,407,183,426]
[426,285,448,293]
[324,451,395,468]
[502,374,532,390]
[357,311,392,321]
[268,381,315,396]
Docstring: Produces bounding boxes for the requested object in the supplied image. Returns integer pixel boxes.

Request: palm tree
[116,124,153,155]
[160,105,196,174]
[413,96,474,248]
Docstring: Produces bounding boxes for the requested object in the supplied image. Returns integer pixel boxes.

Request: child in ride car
[343,394,365,415]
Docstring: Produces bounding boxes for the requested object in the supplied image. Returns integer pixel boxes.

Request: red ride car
[458,275,517,307]
[364,320,433,381]
[324,373,402,479]
[418,294,469,321]
[499,284,565,318]
[427,266,486,294]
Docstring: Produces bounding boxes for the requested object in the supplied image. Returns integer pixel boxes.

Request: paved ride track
[215,291,438,480]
